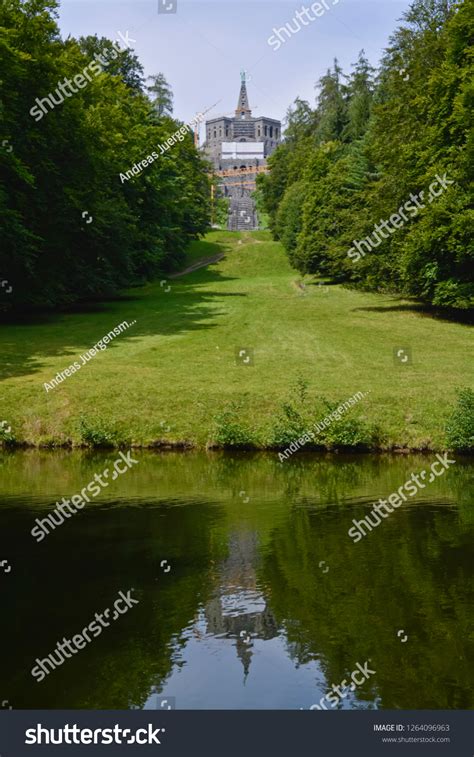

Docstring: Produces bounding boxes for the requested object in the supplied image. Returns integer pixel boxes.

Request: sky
[58,0,412,135]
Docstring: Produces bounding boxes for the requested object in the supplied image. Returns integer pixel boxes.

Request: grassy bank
[0,231,471,450]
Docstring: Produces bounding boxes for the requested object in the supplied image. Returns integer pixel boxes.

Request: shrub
[0,422,16,446]
[211,402,258,448]
[318,400,382,450]
[270,383,383,451]
[446,388,474,452]
[269,377,314,446]
[77,416,117,448]
[270,402,310,447]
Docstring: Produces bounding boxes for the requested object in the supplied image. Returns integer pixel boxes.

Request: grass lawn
[0,230,471,449]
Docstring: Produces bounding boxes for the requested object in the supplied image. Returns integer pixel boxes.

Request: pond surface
[0,451,472,710]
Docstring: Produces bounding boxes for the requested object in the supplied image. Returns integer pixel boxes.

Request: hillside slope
[0,231,471,448]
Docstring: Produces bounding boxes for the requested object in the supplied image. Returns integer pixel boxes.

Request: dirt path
[169,253,226,279]
[170,230,263,279]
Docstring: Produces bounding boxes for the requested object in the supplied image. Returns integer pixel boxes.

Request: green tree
[314,59,348,143]
[275,180,307,259]
[343,50,375,142]
[0,0,210,311]
[147,73,173,118]
[78,35,145,92]
[260,0,473,310]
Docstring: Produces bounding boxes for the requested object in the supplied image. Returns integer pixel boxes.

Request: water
[0,450,472,710]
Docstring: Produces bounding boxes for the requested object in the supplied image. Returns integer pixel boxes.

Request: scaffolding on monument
[214,166,269,179]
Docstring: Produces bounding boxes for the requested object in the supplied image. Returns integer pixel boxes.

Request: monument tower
[204,72,281,230]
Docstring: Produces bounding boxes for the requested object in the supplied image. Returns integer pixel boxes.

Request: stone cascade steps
[228,196,257,231]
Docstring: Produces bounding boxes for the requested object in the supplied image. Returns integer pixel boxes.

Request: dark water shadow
[0,451,472,709]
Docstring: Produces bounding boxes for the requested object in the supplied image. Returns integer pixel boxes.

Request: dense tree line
[258,0,473,310]
[0,0,210,310]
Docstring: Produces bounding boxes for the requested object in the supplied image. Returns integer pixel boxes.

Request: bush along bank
[0,384,472,454]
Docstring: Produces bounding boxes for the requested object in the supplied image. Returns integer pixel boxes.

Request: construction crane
[192,99,223,147]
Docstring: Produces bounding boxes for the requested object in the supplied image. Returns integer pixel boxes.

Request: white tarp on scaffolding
[221,142,264,160]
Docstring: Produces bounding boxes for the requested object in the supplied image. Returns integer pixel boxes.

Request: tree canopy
[258,0,473,310]
[0,0,210,310]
